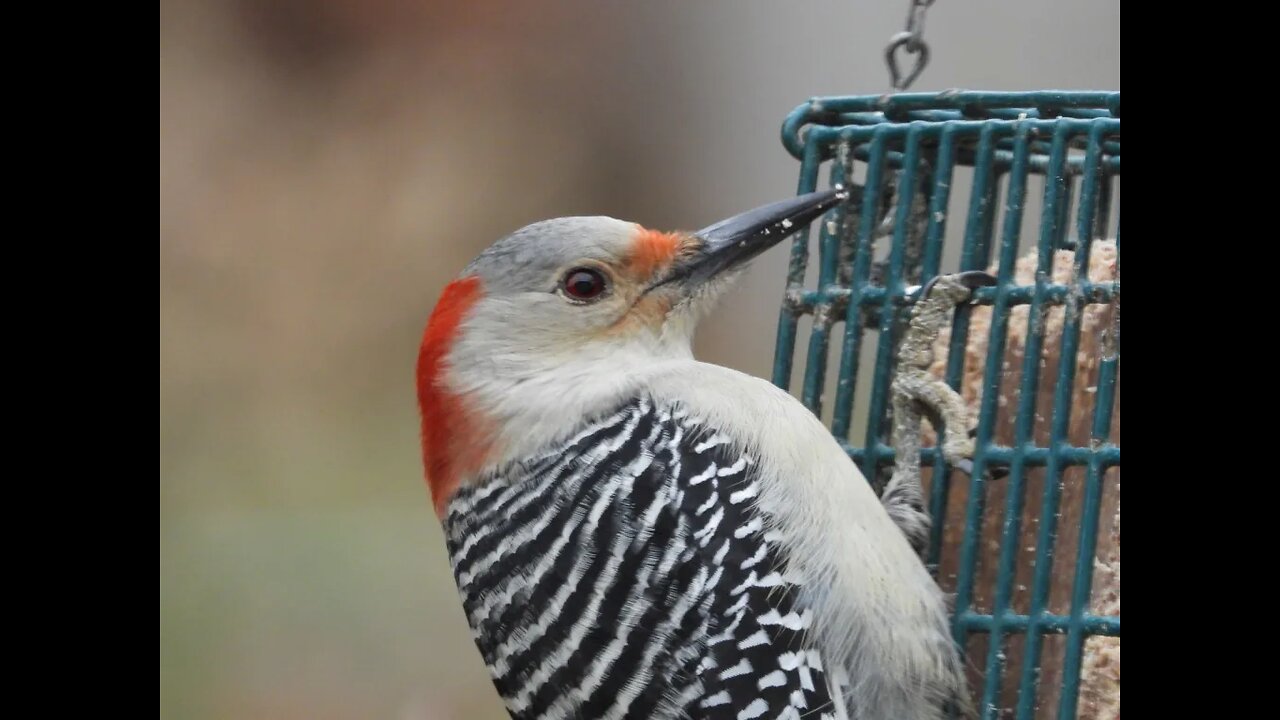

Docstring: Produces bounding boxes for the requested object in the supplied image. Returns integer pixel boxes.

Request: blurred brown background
[159,1,1120,718]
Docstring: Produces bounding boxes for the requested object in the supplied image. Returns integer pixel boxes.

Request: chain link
[885,0,936,91]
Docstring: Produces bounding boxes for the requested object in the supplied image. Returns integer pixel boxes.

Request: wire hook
[885,0,936,91]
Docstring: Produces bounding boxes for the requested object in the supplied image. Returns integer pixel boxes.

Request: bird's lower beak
[660,189,848,289]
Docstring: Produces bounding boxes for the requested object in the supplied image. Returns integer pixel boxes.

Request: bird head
[416,190,845,514]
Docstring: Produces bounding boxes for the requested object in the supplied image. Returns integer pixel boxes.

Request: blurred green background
[159,1,1120,718]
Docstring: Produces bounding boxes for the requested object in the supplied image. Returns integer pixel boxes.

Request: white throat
[447,331,695,471]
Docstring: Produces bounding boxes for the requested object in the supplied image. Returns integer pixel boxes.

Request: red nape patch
[629,228,684,276]
[416,275,491,517]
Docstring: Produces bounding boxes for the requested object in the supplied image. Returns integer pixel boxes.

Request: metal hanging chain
[885,0,936,91]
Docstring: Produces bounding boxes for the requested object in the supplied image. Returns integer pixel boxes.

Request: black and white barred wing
[444,398,846,720]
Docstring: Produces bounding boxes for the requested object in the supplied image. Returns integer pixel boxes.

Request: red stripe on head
[416,275,492,517]
[629,228,684,277]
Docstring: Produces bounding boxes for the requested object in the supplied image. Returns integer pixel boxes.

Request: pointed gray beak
[660,189,848,288]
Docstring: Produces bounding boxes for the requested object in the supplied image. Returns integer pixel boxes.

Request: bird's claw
[914,271,997,304]
[954,270,998,291]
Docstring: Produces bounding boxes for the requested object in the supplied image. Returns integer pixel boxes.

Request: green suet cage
[771,91,1120,719]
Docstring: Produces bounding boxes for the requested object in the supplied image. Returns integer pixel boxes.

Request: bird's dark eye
[562,268,607,300]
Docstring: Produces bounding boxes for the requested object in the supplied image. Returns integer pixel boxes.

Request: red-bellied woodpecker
[416,190,978,720]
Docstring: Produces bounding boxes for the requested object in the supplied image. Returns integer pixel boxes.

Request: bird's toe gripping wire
[880,271,1001,558]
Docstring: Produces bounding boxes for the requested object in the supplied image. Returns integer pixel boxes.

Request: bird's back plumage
[445,396,847,720]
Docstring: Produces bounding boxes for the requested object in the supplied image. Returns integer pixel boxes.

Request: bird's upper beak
[656,189,849,290]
